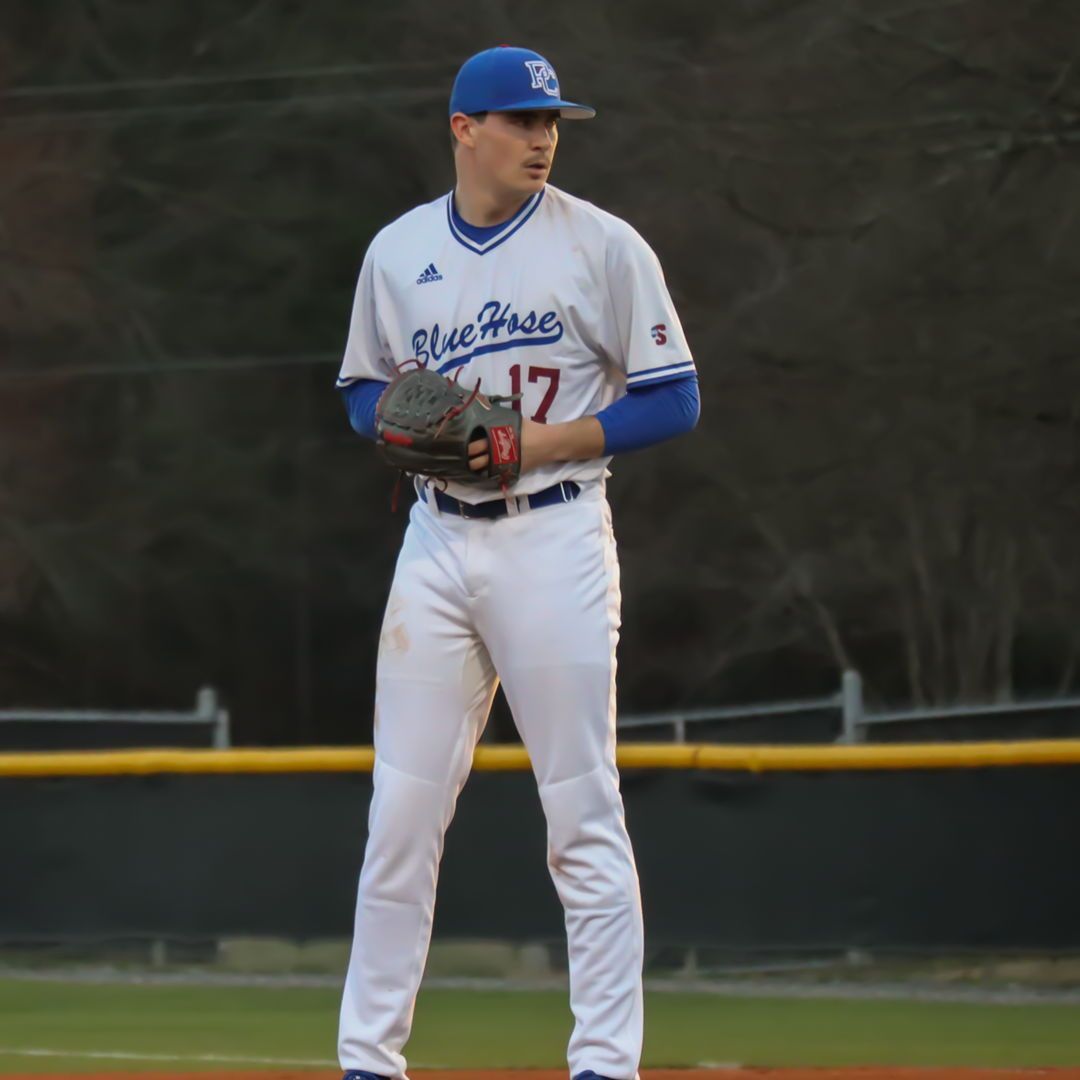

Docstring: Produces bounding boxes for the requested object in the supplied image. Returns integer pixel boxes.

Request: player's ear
[450,112,476,150]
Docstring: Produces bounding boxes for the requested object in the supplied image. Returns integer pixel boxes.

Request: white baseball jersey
[338,184,695,503]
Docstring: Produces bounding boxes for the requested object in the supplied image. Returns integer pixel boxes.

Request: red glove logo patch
[490,425,520,467]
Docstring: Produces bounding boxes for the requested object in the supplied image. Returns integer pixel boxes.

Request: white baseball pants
[338,484,643,1080]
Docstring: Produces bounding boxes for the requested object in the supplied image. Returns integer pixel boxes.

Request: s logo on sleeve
[650,324,668,345]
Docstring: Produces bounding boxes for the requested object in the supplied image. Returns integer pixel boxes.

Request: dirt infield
[8,1070,1080,1080]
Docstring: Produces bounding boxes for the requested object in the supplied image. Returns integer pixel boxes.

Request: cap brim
[488,98,596,120]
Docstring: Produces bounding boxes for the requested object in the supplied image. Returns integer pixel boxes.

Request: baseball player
[336,46,700,1080]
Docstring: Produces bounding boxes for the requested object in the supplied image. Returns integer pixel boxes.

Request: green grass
[0,979,1079,1072]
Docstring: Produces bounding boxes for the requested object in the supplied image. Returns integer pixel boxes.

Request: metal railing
[3,678,1076,751]
[618,694,844,744]
[0,686,231,748]
[618,670,1080,745]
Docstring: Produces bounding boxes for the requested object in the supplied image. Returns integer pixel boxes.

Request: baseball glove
[375,365,522,491]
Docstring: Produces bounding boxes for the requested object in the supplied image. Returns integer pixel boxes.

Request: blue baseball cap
[449,46,596,120]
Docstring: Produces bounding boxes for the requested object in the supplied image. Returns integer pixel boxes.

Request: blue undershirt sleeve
[340,378,386,440]
[596,374,700,456]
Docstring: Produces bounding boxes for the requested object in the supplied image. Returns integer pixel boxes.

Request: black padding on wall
[2,766,1077,947]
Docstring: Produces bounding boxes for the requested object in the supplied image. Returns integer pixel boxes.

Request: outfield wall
[2,743,1079,949]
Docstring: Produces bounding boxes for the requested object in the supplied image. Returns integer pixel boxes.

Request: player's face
[472,110,559,197]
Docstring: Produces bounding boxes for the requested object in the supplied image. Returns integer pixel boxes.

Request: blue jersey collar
[446,189,545,256]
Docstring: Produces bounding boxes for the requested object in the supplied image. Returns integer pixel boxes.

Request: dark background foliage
[2,1,1079,744]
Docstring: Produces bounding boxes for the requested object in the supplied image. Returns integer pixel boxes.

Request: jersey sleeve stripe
[336,374,366,388]
[626,368,698,390]
[627,360,696,385]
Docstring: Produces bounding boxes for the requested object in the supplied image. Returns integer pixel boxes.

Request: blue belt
[420,480,581,520]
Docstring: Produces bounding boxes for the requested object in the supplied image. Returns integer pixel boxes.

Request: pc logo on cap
[449,46,596,120]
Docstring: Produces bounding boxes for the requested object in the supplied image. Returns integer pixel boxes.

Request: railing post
[197,687,230,749]
[213,708,231,749]
[840,670,864,744]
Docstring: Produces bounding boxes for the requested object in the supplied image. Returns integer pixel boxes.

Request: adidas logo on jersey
[416,263,443,285]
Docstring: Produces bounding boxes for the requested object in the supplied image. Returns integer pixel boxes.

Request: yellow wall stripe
[2,739,1080,777]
